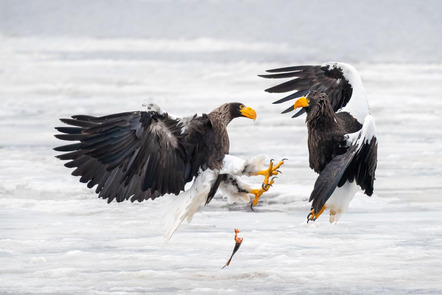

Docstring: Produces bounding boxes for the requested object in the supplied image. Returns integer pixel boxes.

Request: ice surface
[1,1,442,294]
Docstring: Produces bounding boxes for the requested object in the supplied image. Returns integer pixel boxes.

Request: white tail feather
[162,155,267,241]
[162,169,217,241]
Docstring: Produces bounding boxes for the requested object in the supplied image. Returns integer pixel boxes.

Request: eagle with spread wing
[54,102,283,239]
[260,62,377,222]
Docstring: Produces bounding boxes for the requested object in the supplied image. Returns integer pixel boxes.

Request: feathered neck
[306,98,337,128]
[208,103,235,127]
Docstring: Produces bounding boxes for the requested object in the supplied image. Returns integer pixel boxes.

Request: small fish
[222,228,243,268]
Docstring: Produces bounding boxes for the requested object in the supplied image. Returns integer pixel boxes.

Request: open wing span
[259,63,354,118]
[54,111,201,203]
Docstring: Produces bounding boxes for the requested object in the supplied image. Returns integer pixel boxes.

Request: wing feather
[340,115,377,195]
[309,115,377,212]
[54,110,206,202]
[260,63,353,115]
[309,145,357,214]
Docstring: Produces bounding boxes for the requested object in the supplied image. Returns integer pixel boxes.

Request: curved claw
[276,170,282,174]
[250,202,255,212]
[307,207,325,223]
[307,212,314,223]
[282,158,288,161]
[262,183,272,190]
[262,181,275,190]
[250,159,284,208]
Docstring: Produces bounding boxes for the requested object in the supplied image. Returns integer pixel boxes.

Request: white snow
[1,1,442,294]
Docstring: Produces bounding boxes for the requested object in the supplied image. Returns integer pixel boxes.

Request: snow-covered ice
[1,1,442,294]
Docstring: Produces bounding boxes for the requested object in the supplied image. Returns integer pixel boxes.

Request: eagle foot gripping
[250,159,286,210]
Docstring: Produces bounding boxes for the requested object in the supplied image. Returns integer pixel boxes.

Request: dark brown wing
[338,136,377,196]
[309,145,357,214]
[54,111,208,203]
[259,64,353,117]
[309,122,377,213]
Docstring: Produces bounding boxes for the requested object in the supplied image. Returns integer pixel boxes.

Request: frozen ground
[1,1,442,294]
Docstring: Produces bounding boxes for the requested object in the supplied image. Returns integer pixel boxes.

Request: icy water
[1,1,442,294]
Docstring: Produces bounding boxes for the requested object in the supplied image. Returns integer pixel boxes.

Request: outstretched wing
[54,111,202,203]
[259,63,353,118]
[310,115,378,213]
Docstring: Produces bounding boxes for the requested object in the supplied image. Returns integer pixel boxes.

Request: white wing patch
[351,114,377,148]
[325,114,377,222]
[323,62,370,123]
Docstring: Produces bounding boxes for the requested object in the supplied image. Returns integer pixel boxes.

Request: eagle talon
[307,212,316,223]
[307,207,325,223]
[253,159,285,178]
[250,188,264,207]
[250,159,285,206]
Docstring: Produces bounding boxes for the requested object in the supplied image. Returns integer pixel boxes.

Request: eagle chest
[307,124,344,173]
[206,124,230,170]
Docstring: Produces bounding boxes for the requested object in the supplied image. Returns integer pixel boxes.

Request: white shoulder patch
[324,62,371,123]
[345,114,377,149]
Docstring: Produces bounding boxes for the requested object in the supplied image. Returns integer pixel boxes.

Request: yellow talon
[250,159,285,208]
[250,189,263,206]
[250,176,275,206]
[253,159,285,185]
[307,206,326,222]
[253,159,284,178]
[272,159,285,171]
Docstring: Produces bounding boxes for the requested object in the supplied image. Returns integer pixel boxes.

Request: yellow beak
[294,96,309,110]
[240,106,257,121]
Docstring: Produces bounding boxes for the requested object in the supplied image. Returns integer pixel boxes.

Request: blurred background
[1,0,441,63]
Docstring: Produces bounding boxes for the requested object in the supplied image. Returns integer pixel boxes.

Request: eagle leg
[307,206,326,223]
[249,176,276,210]
[252,159,285,184]
[249,159,285,209]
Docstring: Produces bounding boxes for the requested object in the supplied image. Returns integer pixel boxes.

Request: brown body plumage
[260,62,378,222]
[54,102,256,203]
[305,92,362,173]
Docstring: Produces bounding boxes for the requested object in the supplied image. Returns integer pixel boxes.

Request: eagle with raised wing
[54,102,284,239]
[260,62,377,223]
